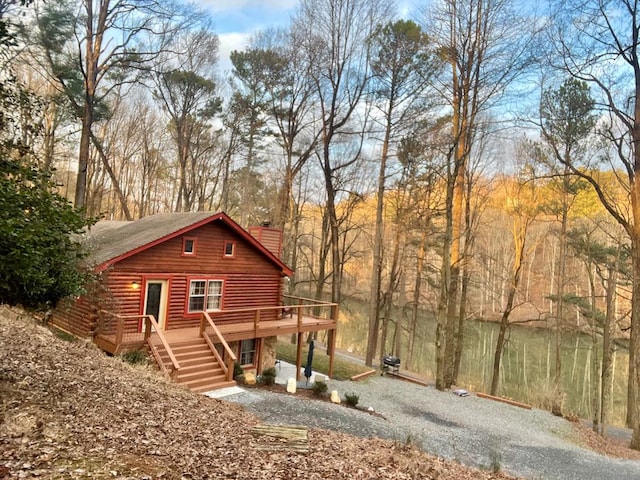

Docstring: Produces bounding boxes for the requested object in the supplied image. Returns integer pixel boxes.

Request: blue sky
[197,0,417,74]
[196,0,299,74]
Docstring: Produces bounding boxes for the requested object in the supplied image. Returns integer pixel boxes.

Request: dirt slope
[0,306,517,479]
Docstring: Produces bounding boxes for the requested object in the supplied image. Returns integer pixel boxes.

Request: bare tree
[293,0,393,315]
[489,168,542,396]
[424,0,537,390]
[364,19,440,366]
[33,0,203,211]
[152,30,221,212]
[546,0,640,448]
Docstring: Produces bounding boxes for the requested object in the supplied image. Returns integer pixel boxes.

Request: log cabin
[50,211,338,392]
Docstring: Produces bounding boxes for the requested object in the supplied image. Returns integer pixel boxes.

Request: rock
[286,378,297,393]
[243,372,257,385]
[315,374,326,383]
[330,390,341,404]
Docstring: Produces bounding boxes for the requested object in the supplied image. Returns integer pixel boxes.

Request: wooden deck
[94,297,339,387]
[95,312,337,354]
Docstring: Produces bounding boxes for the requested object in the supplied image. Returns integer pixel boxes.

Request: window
[224,240,235,257]
[240,339,256,366]
[182,237,196,256]
[188,279,223,313]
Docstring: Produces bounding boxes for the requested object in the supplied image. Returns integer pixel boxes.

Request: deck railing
[96,311,180,376]
[207,296,339,338]
[283,294,339,322]
[200,311,237,383]
[96,310,146,351]
[143,315,181,378]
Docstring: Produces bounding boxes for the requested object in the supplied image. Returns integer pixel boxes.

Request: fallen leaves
[0,305,519,479]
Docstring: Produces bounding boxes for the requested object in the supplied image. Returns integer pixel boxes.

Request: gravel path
[224,375,640,480]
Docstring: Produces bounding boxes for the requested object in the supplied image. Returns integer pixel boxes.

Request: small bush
[233,362,244,379]
[120,349,148,365]
[311,380,328,397]
[262,367,277,386]
[344,392,359,407]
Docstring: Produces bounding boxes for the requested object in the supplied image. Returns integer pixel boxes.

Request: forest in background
[2,0,640,446]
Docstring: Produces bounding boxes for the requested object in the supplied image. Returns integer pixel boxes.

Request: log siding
[51,218,287,339]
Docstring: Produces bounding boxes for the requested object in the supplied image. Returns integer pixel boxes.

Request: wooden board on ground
[476,392,532,410]
[386,371,429,387]
[350,369,377,381]
[252,424,309,453]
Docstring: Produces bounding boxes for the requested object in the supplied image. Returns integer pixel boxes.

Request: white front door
[143,280,168,331]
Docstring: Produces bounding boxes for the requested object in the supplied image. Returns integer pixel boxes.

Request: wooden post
[226,356,234,382]
[115,315,124,350]
[296,332,303,381]
[143,316,151,341]
[327,328,336,379]
[257,337,265,374]
[331,303,339,323]
[297,297,304,328]
[199,312,205,337]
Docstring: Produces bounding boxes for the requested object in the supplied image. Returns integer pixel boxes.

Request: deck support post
[296,332,304,381]
[115,316,124,351]
[257,337,265,374]
[327,328,336,379]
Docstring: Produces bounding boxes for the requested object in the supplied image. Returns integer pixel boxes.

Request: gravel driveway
[224,374,640,480]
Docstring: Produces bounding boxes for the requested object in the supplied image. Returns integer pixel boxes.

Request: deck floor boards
[97,315,336,353]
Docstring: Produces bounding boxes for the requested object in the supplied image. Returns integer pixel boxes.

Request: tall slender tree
[365,19,440,365]
[426,0,536,389]
[539,77,597,415]
[293,0,392,312]
[152,30,221,212]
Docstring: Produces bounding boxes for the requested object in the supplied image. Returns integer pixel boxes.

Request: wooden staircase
[152,336,236,393]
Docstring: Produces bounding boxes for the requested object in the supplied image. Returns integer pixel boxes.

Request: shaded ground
[0,306,516,479]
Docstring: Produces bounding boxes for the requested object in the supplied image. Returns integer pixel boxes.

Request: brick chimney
[248,222,283,258]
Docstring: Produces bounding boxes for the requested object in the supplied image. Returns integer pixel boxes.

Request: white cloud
[218,32,252,75]
[199,0,298,15]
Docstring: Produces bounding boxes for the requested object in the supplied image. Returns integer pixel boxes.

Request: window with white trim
[188,279,223,313]
[240,339,256,366]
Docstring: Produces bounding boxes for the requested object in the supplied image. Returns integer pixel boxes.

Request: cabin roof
[83,211,292,276]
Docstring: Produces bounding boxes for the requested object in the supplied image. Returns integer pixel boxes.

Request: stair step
[177,367,225,383]
[157,349,213,362]
[180,373,228,389]
[147,333,235,393]
[177,363,224,377]
[174,356,223,368]
[191,380,237,393]
[170,343,210,354]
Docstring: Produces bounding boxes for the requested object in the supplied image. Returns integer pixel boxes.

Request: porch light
[132,281,140,290]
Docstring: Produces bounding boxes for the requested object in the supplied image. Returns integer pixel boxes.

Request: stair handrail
[144,315,181,374]
[200,311,237,382]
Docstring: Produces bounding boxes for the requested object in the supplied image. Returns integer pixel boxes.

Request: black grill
[381,355,400,374]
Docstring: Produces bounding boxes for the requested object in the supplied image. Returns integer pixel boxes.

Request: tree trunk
[629,235,640,448]
[490,308,510,396]
[586,261,600,433]
[599,249,618,436]
[408,231,428,370]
